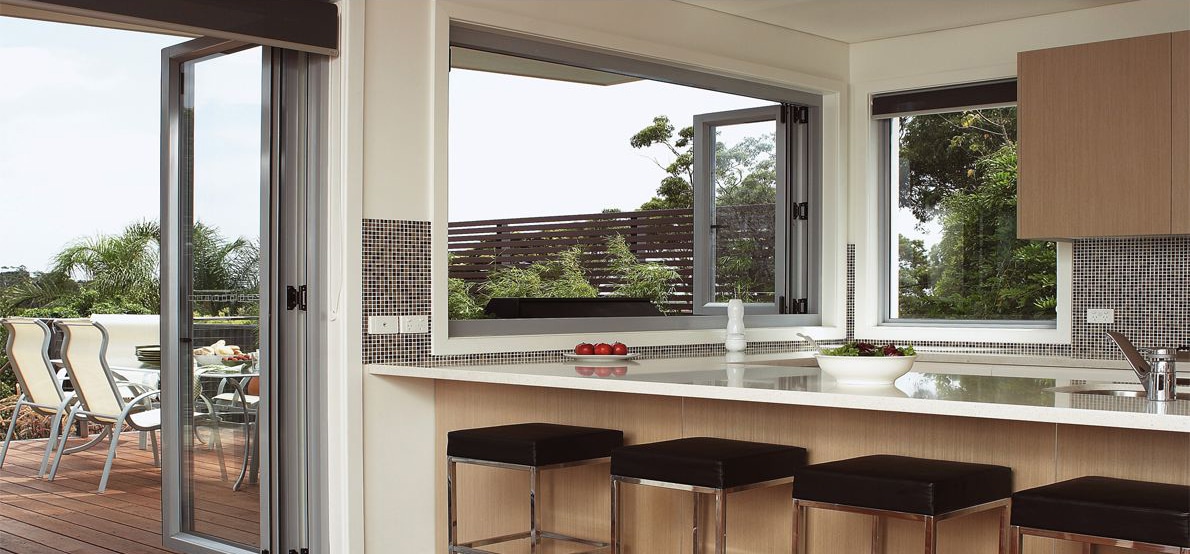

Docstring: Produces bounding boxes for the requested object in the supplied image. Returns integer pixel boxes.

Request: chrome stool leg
[872,514,885,553]
[529,465,540,551]
[923,516,937,554]
[447,457,458,551]
[792,499,805,554]
[611,476,622,554]
[693,491,701,553]
[997,504,1010,554]
[714,489,727,554]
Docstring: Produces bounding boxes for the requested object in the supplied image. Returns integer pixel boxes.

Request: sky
[449,68,772,221]
[1,15,939,273]
[0,17,260,272]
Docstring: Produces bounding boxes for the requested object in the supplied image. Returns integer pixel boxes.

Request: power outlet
[399,315,430,334]
[1086,308,1115,324]
[367,315,401,334]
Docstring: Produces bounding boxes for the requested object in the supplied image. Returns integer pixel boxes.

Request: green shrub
[605,234,679,310]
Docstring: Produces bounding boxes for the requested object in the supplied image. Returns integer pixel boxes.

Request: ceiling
[673,0,1138,43]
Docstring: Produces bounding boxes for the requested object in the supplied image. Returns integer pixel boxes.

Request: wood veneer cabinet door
[1173,31,1189,235]
[1018,34,1173,239]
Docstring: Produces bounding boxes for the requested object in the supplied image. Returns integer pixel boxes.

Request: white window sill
[853,323,1070,345]
[430,325,846,356]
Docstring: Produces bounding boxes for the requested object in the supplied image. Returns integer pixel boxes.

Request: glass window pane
[888,107,1057,321]
[447,54,771,319]
[710,120,777,304]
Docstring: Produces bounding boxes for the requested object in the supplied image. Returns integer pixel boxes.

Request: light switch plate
[1086,308,1114,324]
[399,315,430,334]
[368,316,401,334]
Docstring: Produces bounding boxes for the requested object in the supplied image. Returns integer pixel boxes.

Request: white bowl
[814,355,917,386]
[194,354,223,366]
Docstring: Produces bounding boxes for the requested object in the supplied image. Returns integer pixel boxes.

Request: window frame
[445,24,823,338]
[871,80,1067,332]
[693,105,815,317]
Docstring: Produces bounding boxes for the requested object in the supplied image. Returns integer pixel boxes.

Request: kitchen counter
[368,353,1190,432]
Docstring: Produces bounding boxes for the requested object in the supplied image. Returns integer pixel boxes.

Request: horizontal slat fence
[448,208,696,313]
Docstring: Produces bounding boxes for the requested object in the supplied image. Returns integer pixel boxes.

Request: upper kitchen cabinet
[1173,31,1189,235]
[1018,33,1184,239]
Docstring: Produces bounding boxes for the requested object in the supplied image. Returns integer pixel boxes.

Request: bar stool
[792,455,1012,553]
[1010,476,1190,553]
[446,422,623,553]
[610,437,807,553]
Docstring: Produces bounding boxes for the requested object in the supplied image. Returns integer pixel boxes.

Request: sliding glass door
[161,37,323,554]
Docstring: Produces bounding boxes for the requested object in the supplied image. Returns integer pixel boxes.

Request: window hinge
[795,202,809,220]
[791,105,809,124]
[286,285,307,311]
[793,298,809,314]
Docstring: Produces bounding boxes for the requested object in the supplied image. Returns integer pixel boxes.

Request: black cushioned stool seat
[610,437,807,554]
[448,422,623,466]
[611,436,807,489]
[1010,476,1190,551]
[446,423,623,554]
[792,455,1012,554]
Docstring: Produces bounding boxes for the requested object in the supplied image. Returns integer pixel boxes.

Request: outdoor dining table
[196,368,260,491]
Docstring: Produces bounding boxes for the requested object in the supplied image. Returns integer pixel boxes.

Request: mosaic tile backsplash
[362,218,1190,365]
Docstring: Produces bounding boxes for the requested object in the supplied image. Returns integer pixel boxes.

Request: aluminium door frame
[161,36,272,554]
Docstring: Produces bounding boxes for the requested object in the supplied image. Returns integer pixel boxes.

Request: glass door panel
[187,44,264,547]
[162,37,267,554]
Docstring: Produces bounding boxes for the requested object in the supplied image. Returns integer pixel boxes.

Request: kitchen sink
[1046,383,1190,401]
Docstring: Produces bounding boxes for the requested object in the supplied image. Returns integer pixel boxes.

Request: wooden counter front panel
[1018,34,1173,239]
[435,382,1190,553]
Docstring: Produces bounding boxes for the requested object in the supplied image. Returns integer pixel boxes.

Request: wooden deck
[0,431,260,553]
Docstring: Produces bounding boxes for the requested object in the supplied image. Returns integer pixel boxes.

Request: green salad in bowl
[815,342,917,385]
[820,341,915,357]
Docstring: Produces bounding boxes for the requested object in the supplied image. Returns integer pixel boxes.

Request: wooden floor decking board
[0,433,261,553]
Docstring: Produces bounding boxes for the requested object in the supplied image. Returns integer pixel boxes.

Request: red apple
[575,343,595,355]
[611,342,628,356]
[594,343,613,355]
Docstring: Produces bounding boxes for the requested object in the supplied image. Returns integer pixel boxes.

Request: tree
[0,220,259,317]
[631,116,695,210]
[51,220,160,310]
[898,108,1016,220]
[896,141,1056,320]
[630,115,777,210]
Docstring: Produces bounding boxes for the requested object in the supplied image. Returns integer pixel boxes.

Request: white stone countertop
[368,352,1190,433]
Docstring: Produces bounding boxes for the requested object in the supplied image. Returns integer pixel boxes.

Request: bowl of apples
[814,342,916,386]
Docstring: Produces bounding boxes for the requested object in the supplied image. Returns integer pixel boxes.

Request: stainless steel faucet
[1106,331,1178,402]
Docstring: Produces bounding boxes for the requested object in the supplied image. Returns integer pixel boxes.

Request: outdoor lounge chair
[0,318,84,477]
[47,319,163,493]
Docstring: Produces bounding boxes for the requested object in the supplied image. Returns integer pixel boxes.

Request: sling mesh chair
[0,318,85,477]
[47,319,162,493]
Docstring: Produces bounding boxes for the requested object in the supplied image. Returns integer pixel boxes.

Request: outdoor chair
[46,319,226,492]
[47,319,163,493]
[0,318,87,477]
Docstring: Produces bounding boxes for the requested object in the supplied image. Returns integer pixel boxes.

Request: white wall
[846,0,1190,342]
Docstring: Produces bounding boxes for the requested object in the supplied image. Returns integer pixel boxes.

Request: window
[446,25,820,335]
[875,81,1057,325]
